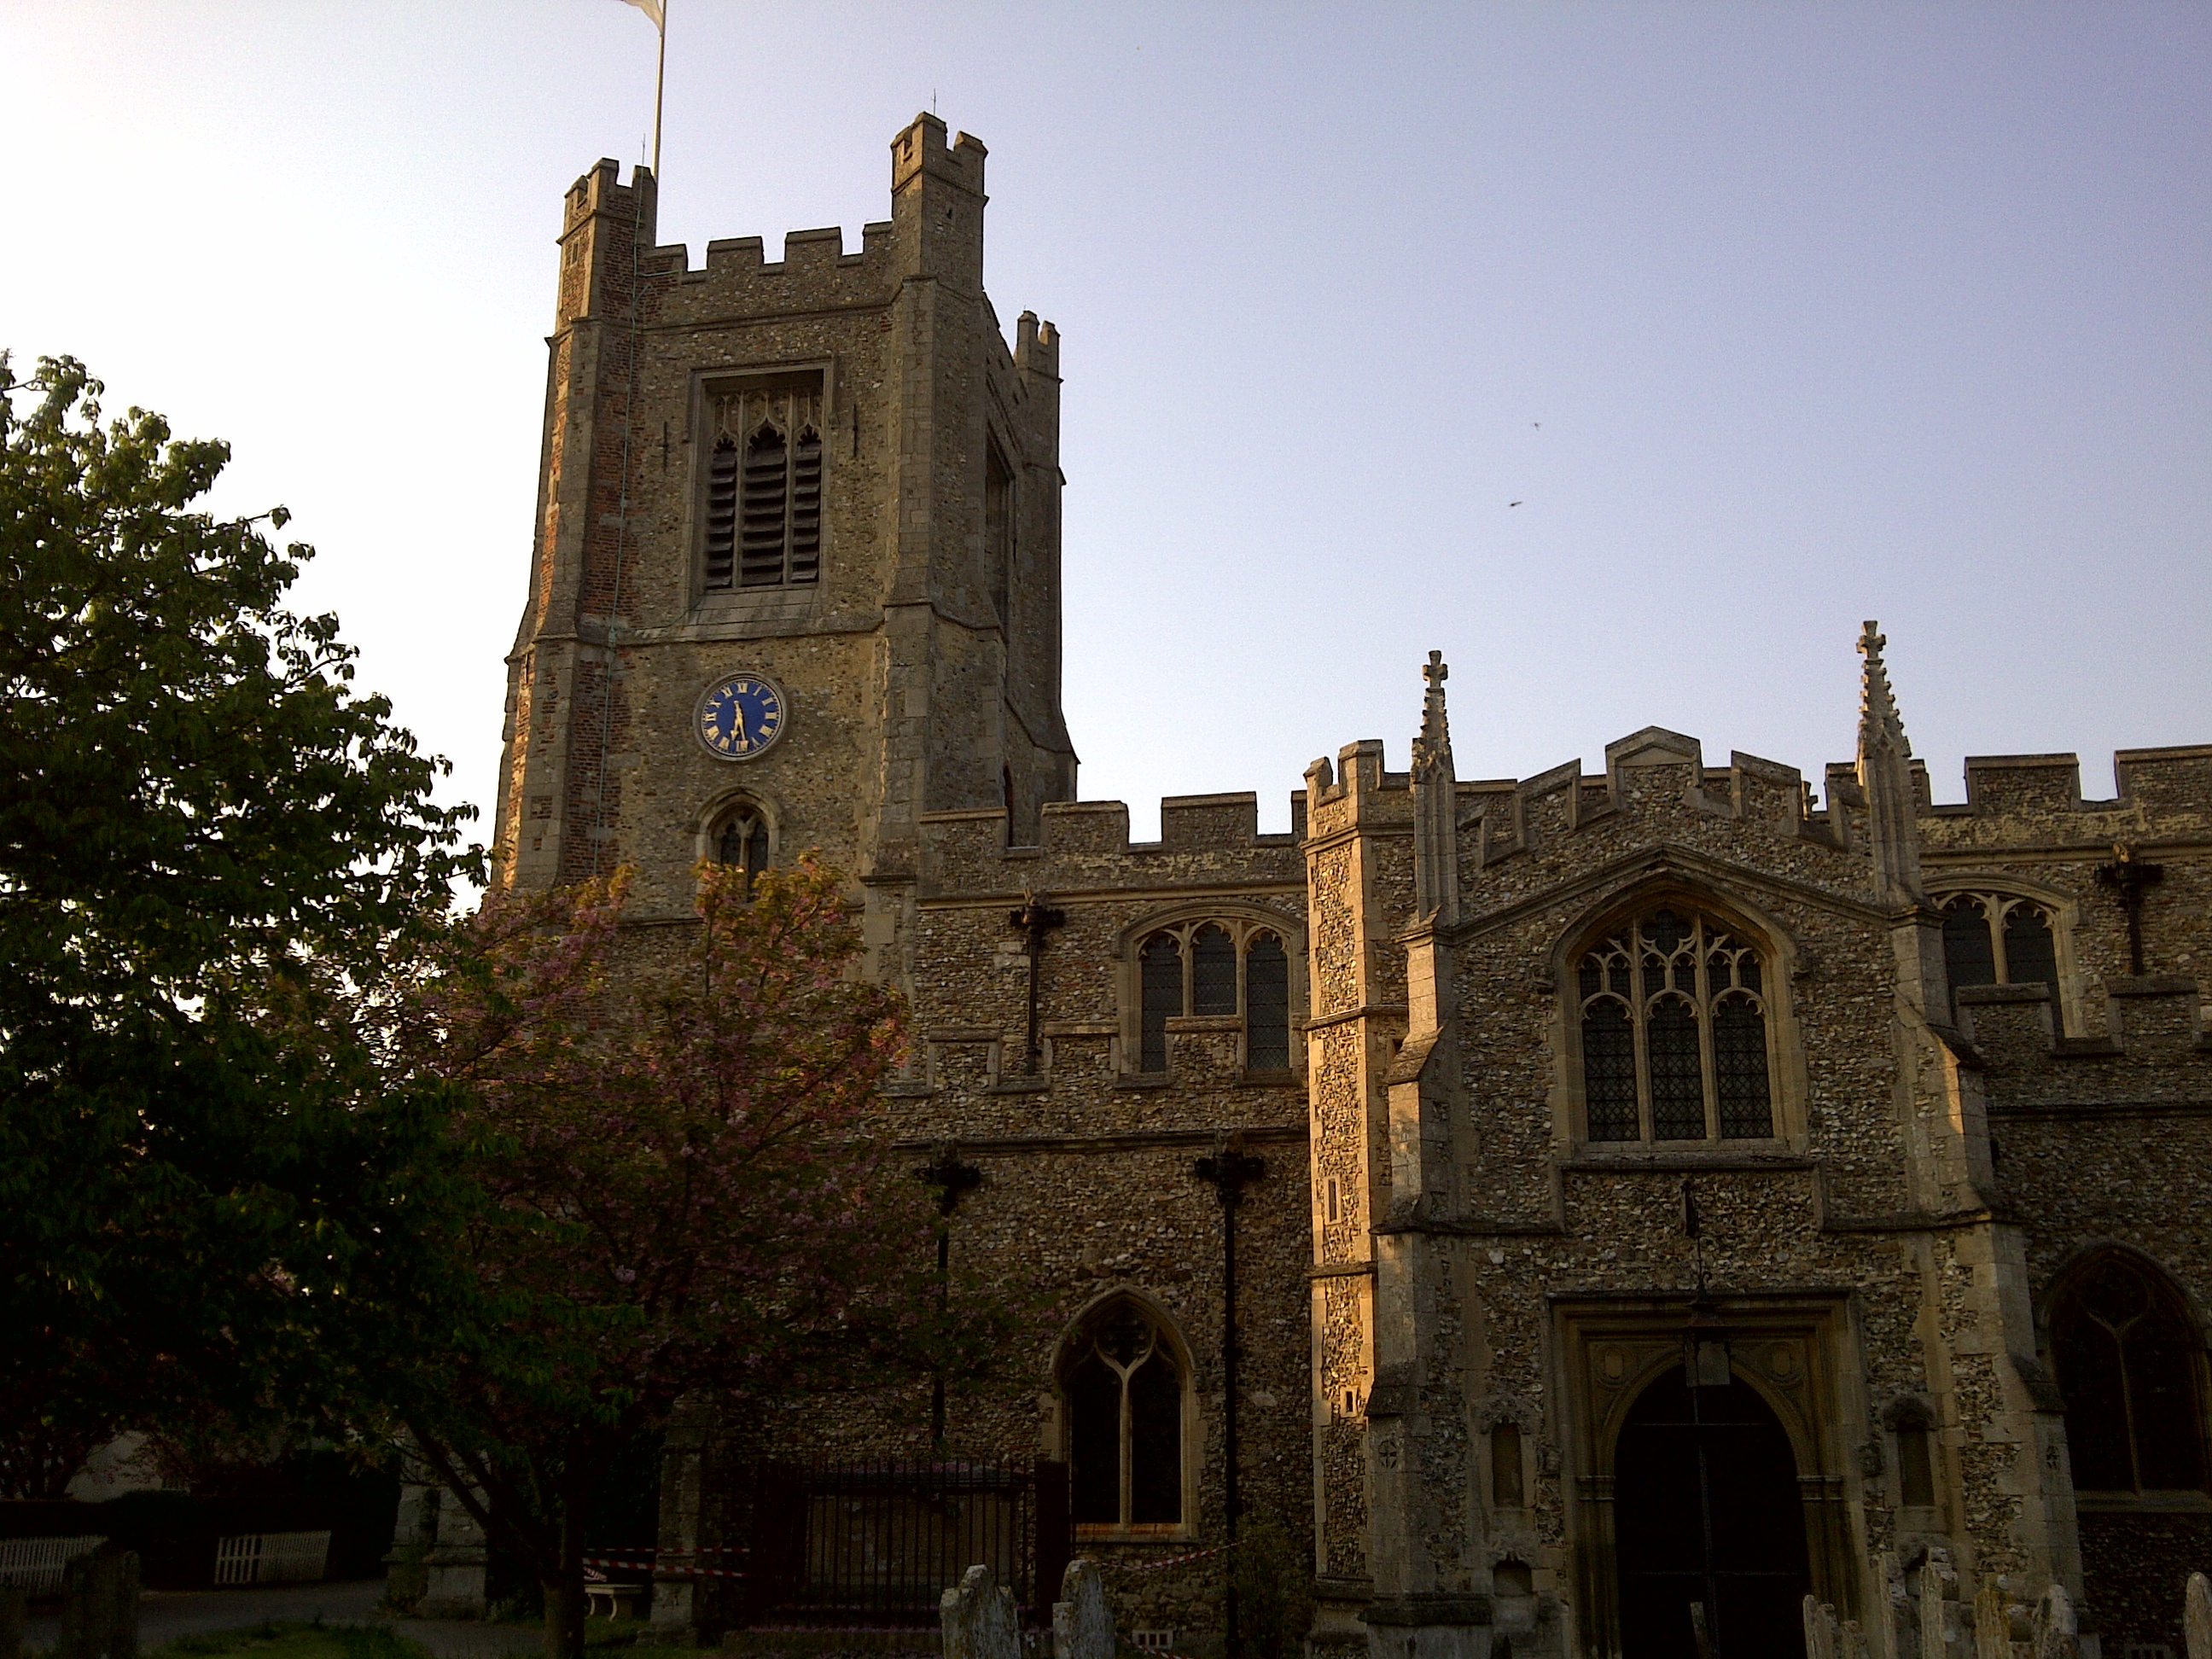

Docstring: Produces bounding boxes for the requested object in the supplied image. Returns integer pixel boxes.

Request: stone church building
[469,115,2212,1657]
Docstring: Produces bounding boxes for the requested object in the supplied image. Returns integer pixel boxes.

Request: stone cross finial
[1858,620,1910,754]
[1854,619,1924,906]
[1416,650,1453,771]
[1411,649,1458,923]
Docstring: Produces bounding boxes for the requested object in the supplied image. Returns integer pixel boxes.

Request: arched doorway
[1613,1365,1812,1658]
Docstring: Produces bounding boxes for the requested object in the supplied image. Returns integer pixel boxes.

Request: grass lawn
[136,1615,713,1659]
[154,1627,433,1659]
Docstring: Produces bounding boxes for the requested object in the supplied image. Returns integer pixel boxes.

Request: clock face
[695,672,789,761]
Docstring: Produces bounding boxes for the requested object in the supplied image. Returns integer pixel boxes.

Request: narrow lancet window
[739,425,791,587]
[1191,924,1237,1015]
[1245,933,1291,1070]
[788,427,822,582]
[1139,934,1182,1073]
[2004,904,2058,992]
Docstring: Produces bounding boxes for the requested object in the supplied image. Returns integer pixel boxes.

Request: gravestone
[1053,1559,1112,1659]
[1921,1558,1960,1657]
[2184,1571,2211,1659]
[942,1563,1020,1659]
[1974,1581,2009,1659]
[2032,1582,2077,1659]
[1804,1595,1839,1659]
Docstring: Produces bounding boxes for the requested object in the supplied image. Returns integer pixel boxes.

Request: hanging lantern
[1683,1302,1732,1389]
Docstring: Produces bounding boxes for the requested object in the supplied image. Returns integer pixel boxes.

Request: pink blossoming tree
[395,856,929,1659]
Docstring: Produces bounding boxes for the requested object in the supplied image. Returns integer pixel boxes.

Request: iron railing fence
[734,1458,1069,1628]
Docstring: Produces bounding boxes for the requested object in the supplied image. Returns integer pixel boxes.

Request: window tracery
[2050,1254,2209,1497]
[1063,1299,1185,1532]
[711,802,771,896]
[1575,906,1774,1144]
[1938,891,2061,1008]
[1132,918,1295,1075]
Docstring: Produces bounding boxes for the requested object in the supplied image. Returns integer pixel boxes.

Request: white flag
[617,0,664,29]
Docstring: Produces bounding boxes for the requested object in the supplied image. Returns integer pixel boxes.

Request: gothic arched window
[1064,1300,1185,1532]
[2050,1254,2209,1495]
[1938,891,2062,1017]
[1575,905,1774,1144]
[713,804,771,896]
[1131,920,1296,1077]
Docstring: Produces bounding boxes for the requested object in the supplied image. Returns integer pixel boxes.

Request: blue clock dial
[695,672,789,761]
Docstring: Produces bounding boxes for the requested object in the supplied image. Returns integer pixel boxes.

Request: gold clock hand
[731,701,749,746]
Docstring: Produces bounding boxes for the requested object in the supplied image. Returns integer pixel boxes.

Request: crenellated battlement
[638,220,895,288]
[916,792,1307,896]
[1898,743,2212,824]
[562,157,655,236]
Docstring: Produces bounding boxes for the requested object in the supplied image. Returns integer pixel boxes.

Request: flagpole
[651,0,667,183]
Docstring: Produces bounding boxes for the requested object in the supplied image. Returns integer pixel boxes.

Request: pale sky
[4,3,2207,839]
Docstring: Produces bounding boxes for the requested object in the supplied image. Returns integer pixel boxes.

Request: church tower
[492,113,1077,971]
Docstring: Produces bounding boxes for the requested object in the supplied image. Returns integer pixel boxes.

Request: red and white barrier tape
[583,1555,749,1580]
[1122,1537,1243,1572]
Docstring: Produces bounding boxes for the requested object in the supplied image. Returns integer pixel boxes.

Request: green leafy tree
[0,353,477,1483]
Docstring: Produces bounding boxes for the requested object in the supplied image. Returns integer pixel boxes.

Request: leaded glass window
[1139,935,1181,1074]
[1132,919,1296,1076]
[1575,906,1776,1144]
[1065,1301,1185,1529]
[1938,891,2064,1018]
[1245,934,1291,1070]
[1191,924,1237,1015]
[2052,1254,2209,1495]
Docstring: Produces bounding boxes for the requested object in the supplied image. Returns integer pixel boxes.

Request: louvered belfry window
[1576,906,1775,1144]
[701,375,825,591]
[702,439,740,586]
[734,425,821,587]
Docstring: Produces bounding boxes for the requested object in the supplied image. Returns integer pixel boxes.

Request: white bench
[585,1582,646,1619]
